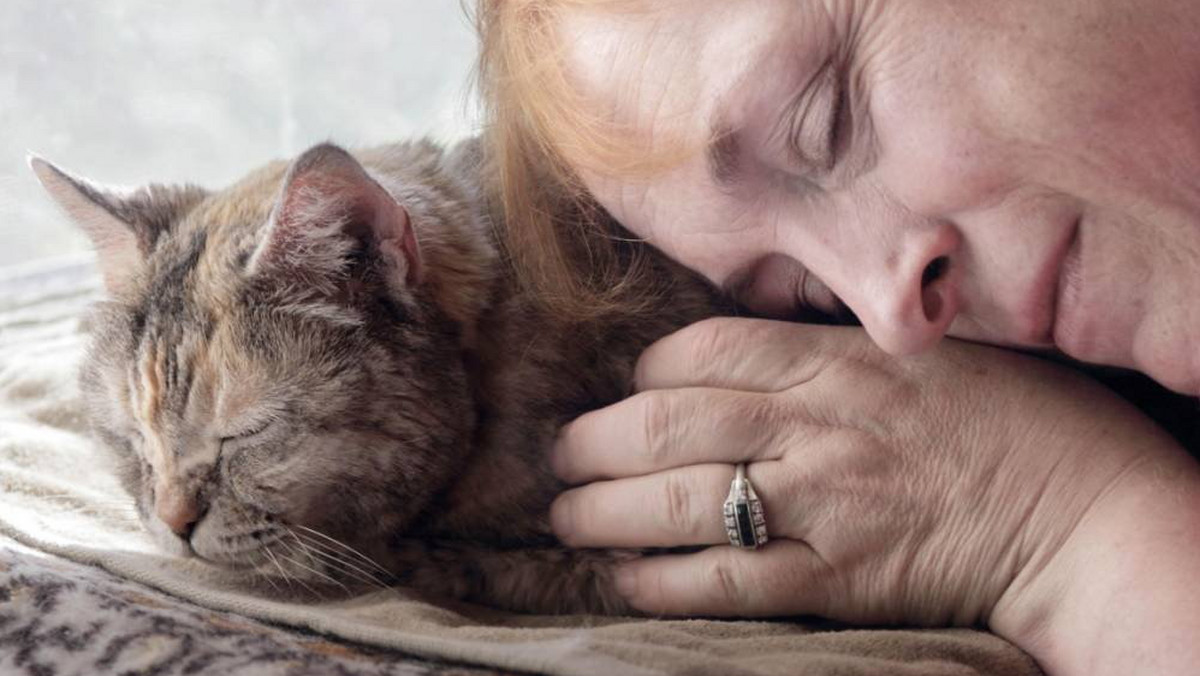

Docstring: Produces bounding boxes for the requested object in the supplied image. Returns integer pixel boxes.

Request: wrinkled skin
[551,318,1200,674]
[62,144,477,578]
[38,140,724,615]
[561,0,1200,391]
[542,1,1200,674]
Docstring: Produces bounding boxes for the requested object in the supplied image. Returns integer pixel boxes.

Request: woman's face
[561,0,1200,392]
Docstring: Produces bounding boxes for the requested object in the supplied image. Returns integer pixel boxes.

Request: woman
[476,1,1200,674]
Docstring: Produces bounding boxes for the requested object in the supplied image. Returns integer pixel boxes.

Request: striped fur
[35,139,724,614]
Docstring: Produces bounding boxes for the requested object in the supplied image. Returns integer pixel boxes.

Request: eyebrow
[706,126,741,186]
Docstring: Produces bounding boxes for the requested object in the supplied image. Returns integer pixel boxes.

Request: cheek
[865,10,1195,218]
[869,73,1015,218]
[591,171,783,288]
[221,478,279,521]
[222,442,296,514]
[252,435,391,527]
[659,229,770,289]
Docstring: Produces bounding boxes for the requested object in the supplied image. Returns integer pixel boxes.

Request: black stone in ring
[723,463,767,549]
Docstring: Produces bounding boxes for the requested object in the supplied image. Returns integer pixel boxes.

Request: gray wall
[0,1,478,266]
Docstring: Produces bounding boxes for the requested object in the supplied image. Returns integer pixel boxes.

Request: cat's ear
[249,143,421,298]
[29,155,208,295]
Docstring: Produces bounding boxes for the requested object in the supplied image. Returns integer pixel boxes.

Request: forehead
[559,1,831,152]
[556,1,840,283]
[121,172,287,430]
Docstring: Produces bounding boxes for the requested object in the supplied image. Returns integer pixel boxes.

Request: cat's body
[33,139,724,613]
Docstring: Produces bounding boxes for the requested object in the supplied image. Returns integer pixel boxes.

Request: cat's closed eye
[47,137,723,615]
[219,420,274,449]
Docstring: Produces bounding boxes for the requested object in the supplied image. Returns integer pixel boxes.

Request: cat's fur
[32,139,724,614]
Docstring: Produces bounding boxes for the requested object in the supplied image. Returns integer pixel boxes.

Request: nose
[155,483,205,539]
[842,223,963,356]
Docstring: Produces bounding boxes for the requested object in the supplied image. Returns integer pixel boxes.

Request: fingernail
[549,494,574,542]
[614,564,638,599]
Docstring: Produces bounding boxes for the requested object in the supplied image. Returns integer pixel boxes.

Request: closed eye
[220,420,273,445]
[827,70,849,164]
[783,59,846,175]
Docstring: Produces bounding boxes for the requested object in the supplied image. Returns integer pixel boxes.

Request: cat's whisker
[255,561,283,595]
[292,524,394,579]
[278,537,338,587]
[276,546,350,595]
[288,529,391,588]
[267,547,325,599]
[62,137,722,617]
[263,547,296,590]
[288,539,384,589]
[282,532,386,591]
[288,536,385,590]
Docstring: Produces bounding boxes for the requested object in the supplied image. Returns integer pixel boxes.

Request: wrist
[992,450,1200,676]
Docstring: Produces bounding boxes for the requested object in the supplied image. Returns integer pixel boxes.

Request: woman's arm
[550,318,1200,674]
[995,454,1200,676]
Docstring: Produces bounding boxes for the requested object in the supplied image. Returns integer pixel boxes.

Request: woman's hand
[549,318,1200,643]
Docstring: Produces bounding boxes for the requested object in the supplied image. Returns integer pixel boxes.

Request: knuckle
[682,318,733,371]
[823,428,894,476]
[661,472,699,538]
[728,393,791,458]
[704,555,746,607]
[640,392,678,466]
[840,427,888,456]
[731,393,779,433]
[840,356,912,403]
[636,317,733,384]
[676,316,739,381]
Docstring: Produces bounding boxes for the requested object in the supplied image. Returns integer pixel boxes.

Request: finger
[615,541,831,617]
[553,387,819,483]
[551,461,799,548]
[634,317,871,393]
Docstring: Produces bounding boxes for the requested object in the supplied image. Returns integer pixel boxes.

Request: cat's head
[32,143,477,585]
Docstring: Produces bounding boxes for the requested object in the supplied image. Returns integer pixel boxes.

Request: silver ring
[723,463,768,549]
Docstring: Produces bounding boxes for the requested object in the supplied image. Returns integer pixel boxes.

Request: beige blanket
[0,254,1041,676]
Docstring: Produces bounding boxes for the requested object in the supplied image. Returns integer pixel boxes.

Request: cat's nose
[155,485,205,539]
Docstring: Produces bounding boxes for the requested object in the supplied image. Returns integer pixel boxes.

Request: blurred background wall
[0,0,478,266]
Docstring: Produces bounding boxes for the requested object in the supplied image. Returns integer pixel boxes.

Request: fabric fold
[0,255,1041,676]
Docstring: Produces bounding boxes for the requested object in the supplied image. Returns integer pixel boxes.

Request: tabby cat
[31,139,723,614]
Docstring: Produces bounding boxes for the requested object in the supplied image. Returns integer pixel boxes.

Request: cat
[31,139,725,614]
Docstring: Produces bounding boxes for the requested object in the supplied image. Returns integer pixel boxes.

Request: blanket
[0,253,1042,676]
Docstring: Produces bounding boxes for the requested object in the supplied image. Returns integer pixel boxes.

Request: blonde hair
[474,0,695,318]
